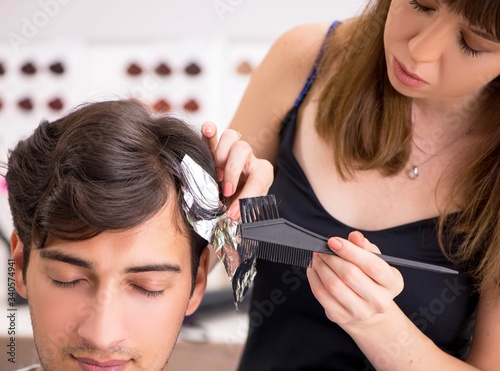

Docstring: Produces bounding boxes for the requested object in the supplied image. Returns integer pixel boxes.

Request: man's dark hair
[6,99,224,290]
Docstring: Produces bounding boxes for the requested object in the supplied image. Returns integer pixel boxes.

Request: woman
[205,0,500,369]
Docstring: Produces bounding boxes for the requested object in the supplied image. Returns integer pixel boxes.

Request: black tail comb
[238,196,458,275]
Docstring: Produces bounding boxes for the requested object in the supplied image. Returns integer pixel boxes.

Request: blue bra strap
[293,20,340,108]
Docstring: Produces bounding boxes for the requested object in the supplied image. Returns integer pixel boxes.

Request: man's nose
[77,287,129,350]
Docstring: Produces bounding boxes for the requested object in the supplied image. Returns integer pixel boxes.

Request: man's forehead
[31,197,192,270]
[45,197,189,245]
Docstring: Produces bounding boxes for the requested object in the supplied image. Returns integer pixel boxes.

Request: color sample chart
[0,37,270,251]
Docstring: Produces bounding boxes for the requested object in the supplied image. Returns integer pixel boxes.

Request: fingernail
[204,127,213,136]
[217,168,224,181]
[223,182,233,196]
[330,238,343,250]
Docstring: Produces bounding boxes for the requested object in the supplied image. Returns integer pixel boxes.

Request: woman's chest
[293,104,455,231]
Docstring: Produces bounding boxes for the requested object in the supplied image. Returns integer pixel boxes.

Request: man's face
[12,201,208,371]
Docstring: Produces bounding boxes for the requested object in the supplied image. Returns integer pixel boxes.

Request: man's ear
[10,231,28,299]
[185,247,209,316]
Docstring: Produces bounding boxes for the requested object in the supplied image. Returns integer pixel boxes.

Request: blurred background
[0,1,367,370]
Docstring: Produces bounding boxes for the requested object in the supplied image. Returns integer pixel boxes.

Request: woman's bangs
[444,0,500,40]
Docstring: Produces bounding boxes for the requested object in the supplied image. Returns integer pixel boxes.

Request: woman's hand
[202,121,273,219]
[307,231,404,329]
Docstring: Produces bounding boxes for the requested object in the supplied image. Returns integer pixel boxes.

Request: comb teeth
[238,237,260,263]
[239,196,312,268]
[255,240,313,268]
[239,195,279,223]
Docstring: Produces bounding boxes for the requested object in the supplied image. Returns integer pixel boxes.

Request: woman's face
[384,0,500,104]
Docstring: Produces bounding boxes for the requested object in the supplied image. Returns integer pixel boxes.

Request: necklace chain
[407,128,472,180]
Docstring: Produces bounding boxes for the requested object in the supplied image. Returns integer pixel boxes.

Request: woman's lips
[393,58,427,88]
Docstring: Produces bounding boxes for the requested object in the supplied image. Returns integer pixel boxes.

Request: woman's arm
[466,286,500,369]
[203,23,332,271]
[202,22,331,217]
[345,292,497,370]
[308,232,499,370]
[227,22,331,163]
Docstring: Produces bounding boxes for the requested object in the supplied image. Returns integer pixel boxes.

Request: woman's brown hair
[315,0,500,295]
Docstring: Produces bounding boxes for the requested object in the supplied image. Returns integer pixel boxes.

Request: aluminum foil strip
[180,154,256,306]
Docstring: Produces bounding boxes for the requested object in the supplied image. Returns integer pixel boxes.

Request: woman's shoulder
[277,19,356,52]
[229,21,352,162]
[266,19,357,88]
[276,21,333,49]
[269,22,335,78]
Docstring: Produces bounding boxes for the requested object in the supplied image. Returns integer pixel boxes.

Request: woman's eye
[408,1,482,58]
[131,284,165,299]
[459,34,481,57]
[409,0,433,12]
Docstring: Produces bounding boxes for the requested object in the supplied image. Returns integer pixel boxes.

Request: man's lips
[74,356,130,370]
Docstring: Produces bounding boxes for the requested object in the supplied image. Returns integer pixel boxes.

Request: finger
[316,251,395,315]
[221,140,252,196]
[225,158,273,219]
[201,122,218,154]
[308,255,374,323]
[233,158,273,199]
[348,230,364,247]
[212,129,241,170]
[348,231,380,253]
[307,259,353,324]
[220,139,271,195]
[327,237,402,292]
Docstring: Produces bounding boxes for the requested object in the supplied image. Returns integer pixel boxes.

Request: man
[7,100,226,371]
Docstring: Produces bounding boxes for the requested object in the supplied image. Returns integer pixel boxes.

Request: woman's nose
[408,18,455,63]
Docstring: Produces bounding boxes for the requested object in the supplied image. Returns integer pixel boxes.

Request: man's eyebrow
[125,264,181,274]
[39,250,181,273]
[39,250,93,270]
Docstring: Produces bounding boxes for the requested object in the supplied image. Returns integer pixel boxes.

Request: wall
[0,0,368,264]
[0,1,368,369]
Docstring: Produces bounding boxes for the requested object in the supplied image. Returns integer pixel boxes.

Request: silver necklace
[407,128,472,180]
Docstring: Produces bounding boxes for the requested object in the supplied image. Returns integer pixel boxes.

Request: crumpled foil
[180,155,256,306]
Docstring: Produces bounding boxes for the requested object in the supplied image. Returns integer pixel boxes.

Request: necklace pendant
[408,166,420,179]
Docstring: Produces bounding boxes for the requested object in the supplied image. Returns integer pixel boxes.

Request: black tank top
[238,21,479,371]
